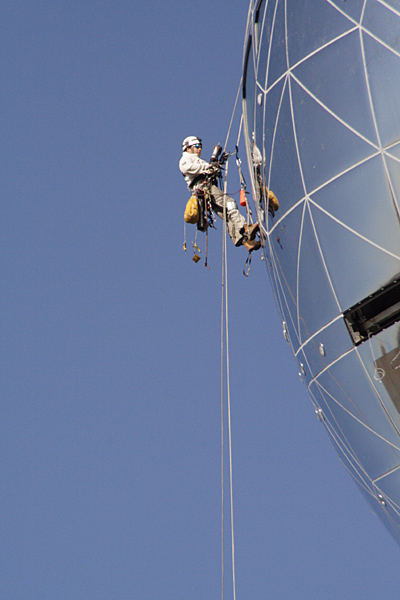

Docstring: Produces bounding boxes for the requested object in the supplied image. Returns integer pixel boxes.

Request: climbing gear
[184,195,199,224]
[182,226,202,264]
[183,185,214,268]
[243,251,253,277]
[195,185,215,232]
[197,186,215,269]
[195,188,207,233]
[181,136,202,151]
[192,242,201,263]
[235,144,247,189]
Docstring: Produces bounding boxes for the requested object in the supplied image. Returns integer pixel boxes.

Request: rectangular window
[343,277,400,345]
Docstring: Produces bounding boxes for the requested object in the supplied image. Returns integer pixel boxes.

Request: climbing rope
[223,76,243,153]
[223,81,256,277]
[220,76,243,600]
[220,175,237,600]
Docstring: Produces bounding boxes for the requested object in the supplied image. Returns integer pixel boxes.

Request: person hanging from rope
[179,136,261,252]
[252,140,279,217]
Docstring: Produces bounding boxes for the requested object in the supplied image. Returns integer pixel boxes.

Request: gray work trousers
[206,184,246,246]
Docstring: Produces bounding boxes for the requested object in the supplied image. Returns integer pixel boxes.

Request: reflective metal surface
[243,0,400,543]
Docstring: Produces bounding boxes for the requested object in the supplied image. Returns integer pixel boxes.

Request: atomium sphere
[242,0,400,542]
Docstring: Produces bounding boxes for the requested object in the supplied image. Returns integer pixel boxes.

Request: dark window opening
[254,0,265,54]
[344,277,400,345]
[255,0,265,23]
[243,35,252,100]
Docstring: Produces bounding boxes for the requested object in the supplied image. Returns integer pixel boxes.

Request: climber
[179,136,260,252]
[252,140,279,217]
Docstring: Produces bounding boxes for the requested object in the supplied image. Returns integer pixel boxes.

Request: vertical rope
[223,77,243,153]
[220,67,247,600]
[220,212,225,600]
[224,160,237,600]
[220,154,237,600]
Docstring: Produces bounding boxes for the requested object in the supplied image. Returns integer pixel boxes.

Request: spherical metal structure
[242,0,400,542]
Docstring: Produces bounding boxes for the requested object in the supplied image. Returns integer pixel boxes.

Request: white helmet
[182,136,202,151]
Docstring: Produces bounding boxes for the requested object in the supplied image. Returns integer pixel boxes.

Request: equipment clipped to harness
[182,226,202,263]
[195,187,215,233]
[182,187,213,269]
[243,250,252,277]
[184,195,199,224]
[192,242,201,263]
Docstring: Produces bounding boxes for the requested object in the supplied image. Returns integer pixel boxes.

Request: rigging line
[220,70,244,599]
[236,113,243,148]
[220,195,225,600]
[220,154,238,600]
[224,76,243,152]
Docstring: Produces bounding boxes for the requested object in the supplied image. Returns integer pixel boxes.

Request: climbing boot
[243,223,259,240]
[243,238,261,252]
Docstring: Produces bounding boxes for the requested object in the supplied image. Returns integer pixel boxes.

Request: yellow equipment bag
[184,195,199,224]
[266,187,279,212]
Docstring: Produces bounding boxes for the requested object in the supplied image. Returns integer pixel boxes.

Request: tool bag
[184,195,199,224]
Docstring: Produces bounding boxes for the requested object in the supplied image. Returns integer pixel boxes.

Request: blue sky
[2,1,399,598]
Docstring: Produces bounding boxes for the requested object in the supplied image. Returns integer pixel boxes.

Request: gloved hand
[207,164,222,178]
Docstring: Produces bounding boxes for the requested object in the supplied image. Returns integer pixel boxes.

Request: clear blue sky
[2,1,399,598]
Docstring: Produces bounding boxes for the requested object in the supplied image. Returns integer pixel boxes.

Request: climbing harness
[196,185,216,233]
